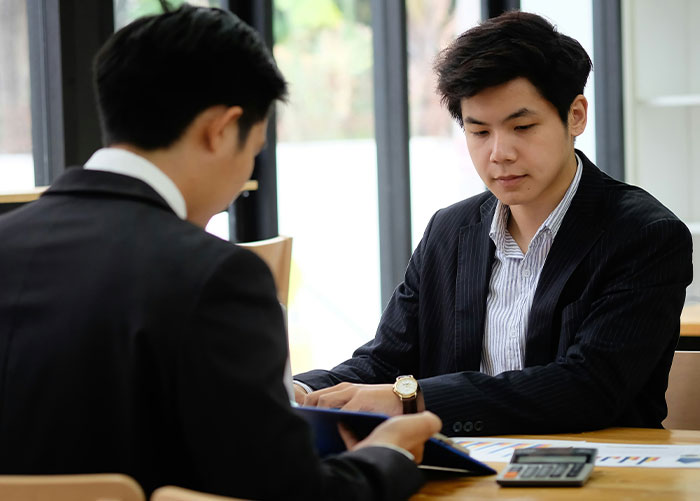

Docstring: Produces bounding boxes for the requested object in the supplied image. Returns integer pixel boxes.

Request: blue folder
[295,406,496,475]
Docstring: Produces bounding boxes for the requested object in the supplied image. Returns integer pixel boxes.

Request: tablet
[295,406,496,475]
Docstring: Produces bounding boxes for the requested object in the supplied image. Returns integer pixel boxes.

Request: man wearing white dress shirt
[294,11,693,436]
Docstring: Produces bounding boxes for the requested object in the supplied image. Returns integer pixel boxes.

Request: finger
[303,382,352,407]
[293,386,307,406]
[338,423,359,450]
[315,388,355,409]
[416,411,443,435]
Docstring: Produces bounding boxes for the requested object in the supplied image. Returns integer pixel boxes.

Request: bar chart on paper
[454,437,700,468]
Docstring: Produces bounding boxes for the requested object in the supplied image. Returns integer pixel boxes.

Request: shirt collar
[489,153,583,248]
[84,147,187,220]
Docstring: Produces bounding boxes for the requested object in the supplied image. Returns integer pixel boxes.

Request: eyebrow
[464,107,537,126]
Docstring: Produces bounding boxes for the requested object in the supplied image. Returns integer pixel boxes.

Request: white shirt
[480,155,583,376]
[84,147,187,220]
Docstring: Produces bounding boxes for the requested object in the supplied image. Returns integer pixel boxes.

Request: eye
[514,124,535,131]
[470,130,489,137]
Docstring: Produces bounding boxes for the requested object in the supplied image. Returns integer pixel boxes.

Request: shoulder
[139,218,275,306]
[576,152,687,234]
[597,171,686,233]
[424,190,494,237]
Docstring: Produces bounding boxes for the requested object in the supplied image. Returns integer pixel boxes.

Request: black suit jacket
[297,151,693,436]
[0,168,422,500]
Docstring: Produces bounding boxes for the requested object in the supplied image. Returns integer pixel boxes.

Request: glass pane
[520,0,596,162]
[274,0,380,373]
[0,1,34,191]
[114,0,222,30]
[407,0,484,249]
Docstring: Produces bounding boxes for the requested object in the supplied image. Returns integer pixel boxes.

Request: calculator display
[516,455,587,464]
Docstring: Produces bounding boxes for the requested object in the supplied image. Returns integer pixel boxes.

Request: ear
[568,95,587,138]
[203,105,244,153]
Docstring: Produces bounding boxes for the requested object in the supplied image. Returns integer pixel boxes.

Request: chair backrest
[151,486,250,501]
[663,350,700,430]
[238,235,293,308]
[0,473,145,501]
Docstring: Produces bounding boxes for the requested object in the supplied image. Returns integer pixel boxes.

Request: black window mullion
[27,0,63,186]
[27,0,113,186]
[371,0,412,308]
[481,0,520,19]
[227,0,279,243]
[592,0,625,180]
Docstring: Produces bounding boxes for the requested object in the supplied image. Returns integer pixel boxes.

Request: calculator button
[538,465,554,477]
[503,470,519,479]
[521,466,540,478]
[550,464,567,477]
[567,463,584,477]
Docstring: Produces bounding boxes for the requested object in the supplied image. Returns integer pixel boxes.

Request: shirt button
[522,269,531,278]
[452,422,463,433]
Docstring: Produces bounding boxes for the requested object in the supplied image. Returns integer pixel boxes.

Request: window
[0,1,34,191]
[274,0,380,373]
[407,0,484,248]
[114,0,222,30]
[520,0,597,161]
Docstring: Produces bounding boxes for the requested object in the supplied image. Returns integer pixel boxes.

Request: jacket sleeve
[294,211,437,391]
[176,248,423,500]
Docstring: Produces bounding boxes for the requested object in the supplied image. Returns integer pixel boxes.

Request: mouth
[494,174,527,187]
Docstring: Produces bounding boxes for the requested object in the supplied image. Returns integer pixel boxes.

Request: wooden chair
[151,486,250,501]
[663,350,700,430]
[238,235,293,308]
[0,473,145,501]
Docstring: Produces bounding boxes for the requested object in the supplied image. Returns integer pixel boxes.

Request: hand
[293,383,308,406]
[339,412,442,464]
[303,382,425,416]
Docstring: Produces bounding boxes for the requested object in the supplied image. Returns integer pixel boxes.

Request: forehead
[460,78,554,122]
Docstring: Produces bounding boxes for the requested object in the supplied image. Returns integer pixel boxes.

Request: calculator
[496,447,597,487]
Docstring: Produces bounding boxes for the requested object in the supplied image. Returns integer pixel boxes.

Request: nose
[489,132,516,164]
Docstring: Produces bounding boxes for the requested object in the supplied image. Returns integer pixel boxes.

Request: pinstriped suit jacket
[297,150,693,436]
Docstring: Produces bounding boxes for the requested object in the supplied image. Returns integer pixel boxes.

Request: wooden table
[0,180,259,204]
[0,181,259,215]
[414,428,700,500]
[679,304,700,350]
[680,303,700,336]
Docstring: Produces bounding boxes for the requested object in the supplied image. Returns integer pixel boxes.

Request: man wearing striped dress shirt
[294,11,693,436]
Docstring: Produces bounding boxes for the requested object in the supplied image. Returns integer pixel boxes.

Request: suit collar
[454,150,607,370]
[525,149,607,365]
[43,168,176,216]
[84,148,187,219]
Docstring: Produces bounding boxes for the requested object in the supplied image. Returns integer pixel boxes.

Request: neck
[507,153,578,252]
[110,143,210,226]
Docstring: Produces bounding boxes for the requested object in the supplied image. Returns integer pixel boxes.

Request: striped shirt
[480,155,583,376]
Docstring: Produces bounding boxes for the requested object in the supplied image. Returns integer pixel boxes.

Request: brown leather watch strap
[402,397,418,414]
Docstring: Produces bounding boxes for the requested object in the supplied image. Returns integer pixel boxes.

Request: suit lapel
[525,152,607,366]
[455,196,496,370]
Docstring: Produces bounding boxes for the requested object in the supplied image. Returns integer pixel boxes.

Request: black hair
[93,5,287,149]
[434,11,591,126]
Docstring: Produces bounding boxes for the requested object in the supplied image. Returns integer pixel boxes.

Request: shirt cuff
[293,380,314,395]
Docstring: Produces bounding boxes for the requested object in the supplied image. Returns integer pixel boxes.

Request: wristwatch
[393,375,419,414]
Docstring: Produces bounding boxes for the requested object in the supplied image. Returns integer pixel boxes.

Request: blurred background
[1,0,697,372]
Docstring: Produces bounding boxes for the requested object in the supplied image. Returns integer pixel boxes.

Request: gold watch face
[395,376,418,397]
